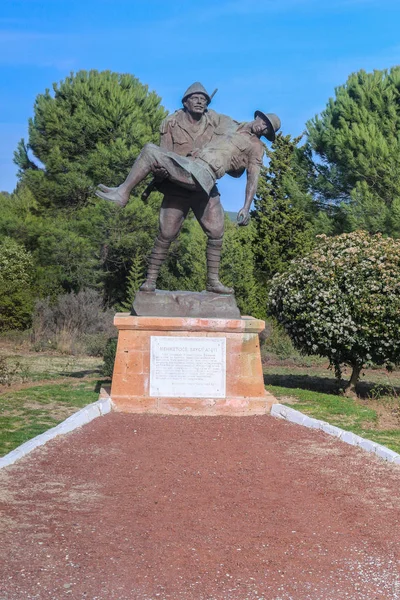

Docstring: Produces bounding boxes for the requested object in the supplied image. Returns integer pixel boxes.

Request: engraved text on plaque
[150,336,226,398]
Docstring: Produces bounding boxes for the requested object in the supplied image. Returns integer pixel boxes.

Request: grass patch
[264,364,400,398]
[267,385,400,454]
[0,380,99,457]
[268,385,377,427]
[0,351,102,387]
[358,430,400,453]
[7,353,101,378]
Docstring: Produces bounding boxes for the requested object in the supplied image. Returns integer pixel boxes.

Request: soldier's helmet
[254,111,281,142]
[182,82,211,105]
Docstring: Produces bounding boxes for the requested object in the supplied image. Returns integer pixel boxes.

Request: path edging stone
[0,398,113,470]
[3,398,398,469]
[271,403,400,464]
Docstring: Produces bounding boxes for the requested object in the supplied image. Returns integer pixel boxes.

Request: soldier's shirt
[196,126,264,180]
[157,125,265,195]
[159,109,237,156]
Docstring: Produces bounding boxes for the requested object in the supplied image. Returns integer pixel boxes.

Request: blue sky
[1,0,400,211]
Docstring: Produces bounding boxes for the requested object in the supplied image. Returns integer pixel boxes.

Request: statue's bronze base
[132,289,240,319]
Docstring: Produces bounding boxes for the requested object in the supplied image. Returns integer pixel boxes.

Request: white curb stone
[271,403,400,464]
[374,445,399,462]
[0,397,113,470]
[319,423,344,438]
[357,438,377,453]
[303,417,323,430]
[341,431,364,446]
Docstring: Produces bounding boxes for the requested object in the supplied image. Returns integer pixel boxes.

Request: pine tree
[118,250,146,311]
[252,132,315,286]
[306,66,400,236]
[14,70,167,209]
[7,71,165,304]
[220,219,264,318]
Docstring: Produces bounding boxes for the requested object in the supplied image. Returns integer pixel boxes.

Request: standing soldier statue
[97,83,280,295]
[150,82,238,294]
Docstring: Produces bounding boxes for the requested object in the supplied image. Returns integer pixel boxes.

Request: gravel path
[1,413,400,599]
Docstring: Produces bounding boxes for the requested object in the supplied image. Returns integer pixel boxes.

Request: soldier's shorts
[140,143,216,196]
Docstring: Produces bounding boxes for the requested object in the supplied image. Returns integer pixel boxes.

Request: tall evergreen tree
[14,70,167,209]
[219,219,263,318]
[7,71,166,304]
[0,186,160,303]
[306,66,400,236]
[252,132,315,286]
[118,249,146,311]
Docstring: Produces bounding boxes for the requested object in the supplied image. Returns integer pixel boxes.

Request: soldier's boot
[140,237,171,292]
[206,238,234,295]
[96,147,154,207]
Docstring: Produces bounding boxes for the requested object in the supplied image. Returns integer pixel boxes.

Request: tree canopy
[306,66,400,236]
[4,70,167,306]
[14,70,167,209]
[252,132,315,286]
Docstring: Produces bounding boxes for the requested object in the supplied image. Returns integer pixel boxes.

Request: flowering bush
[269,232,400,393]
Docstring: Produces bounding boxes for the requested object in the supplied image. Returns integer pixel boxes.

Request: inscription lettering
[150,337,226,398]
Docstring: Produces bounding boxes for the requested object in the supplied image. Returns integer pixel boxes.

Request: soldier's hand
[153,165,168,181]
[230,155,243,172]
[237,208,250,227]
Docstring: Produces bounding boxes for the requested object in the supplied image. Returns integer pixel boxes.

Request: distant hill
[225,211,236,222]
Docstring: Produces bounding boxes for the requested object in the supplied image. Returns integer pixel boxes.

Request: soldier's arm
[159,117,174,151]
[237,147,263,226]
[150,116,174,182]
[237,164,260,224]
[210,111,239,135]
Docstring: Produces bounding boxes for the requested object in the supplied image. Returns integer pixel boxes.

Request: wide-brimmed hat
[254,111,281,141]
[182,82,211,105]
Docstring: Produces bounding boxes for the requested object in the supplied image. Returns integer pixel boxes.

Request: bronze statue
[148,83,238,294]
[96,85,280,294]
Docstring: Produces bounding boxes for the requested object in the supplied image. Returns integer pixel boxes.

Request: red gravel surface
[1,413,400,600]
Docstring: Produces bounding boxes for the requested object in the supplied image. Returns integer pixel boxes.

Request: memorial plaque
[150,336,226,398]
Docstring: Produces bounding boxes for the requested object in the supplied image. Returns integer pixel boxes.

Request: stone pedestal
[110,313,276,416]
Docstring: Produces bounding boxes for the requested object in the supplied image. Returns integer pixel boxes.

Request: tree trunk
[344,364,362,397]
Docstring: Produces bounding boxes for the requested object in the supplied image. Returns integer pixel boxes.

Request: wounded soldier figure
[96,110,281,294]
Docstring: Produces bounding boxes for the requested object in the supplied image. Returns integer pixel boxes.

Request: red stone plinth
[110,313,277,416]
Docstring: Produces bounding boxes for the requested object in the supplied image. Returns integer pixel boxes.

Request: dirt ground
[1,413,400,600]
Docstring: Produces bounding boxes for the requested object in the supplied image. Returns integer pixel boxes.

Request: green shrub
[269,231,400,393]
[103,337,118,378]
[262,319,298,359]
[31,289,115,355]
[0,329,31,348]
[0,238,34,331]
[0,356,21,386]
[82,332,111,357]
